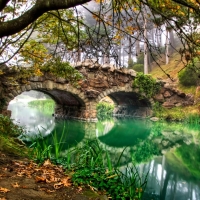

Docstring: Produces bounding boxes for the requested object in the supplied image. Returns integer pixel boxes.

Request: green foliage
[128,56,144,72]
[153,104,186,121]
[0,114,26,156]
[133,64,144,73]
[28,99,55,116]
[185,114,200,124]
[41,58,83,84]
[97,102,114,119]
[152,102,164,118]
[131,140,159,163]
[71,140,147,200]
[133,72,161,99]
[178,66,199,86]
[0,114,23,137]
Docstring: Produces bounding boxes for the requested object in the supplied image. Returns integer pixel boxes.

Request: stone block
[25,84,31,91]
[29,76,44,82]
[12,90,18,96]
[57,84,64,90]
[63,84,68,91]
[163,90,172,98]
[21,85,26,92]
[8,93,14,99]
[30,82,37,89]
[17,89,21,94]
[99,93,105,99]
[56,77,66,83]
[154,94,164,102]
[36,82,42,89]
[162,102,174,108]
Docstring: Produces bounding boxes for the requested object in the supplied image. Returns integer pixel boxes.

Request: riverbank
[0,151,108,200]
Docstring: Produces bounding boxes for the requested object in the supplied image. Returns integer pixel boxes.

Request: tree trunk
[136,32,140,56]
[160,169,171,200]
[144,17,148,74]
[165,26,169,65]
[160,155,166,194]
[169,30,175,54]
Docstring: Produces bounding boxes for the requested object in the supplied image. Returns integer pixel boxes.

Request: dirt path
[0,152,108,200]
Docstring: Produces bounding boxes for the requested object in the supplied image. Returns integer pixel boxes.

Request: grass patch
[151,53,185,80]
[28,135,148,199]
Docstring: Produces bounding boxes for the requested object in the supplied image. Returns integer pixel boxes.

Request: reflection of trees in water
[8,102,55,140]
[143,151,200,200]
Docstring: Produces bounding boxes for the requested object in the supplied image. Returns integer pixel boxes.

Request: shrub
[133,64,144,72]
[97,102,114,119]
[133,72,161,99]
[178,67,199,86]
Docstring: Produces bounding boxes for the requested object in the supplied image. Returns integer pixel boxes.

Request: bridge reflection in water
[7,94,200,200]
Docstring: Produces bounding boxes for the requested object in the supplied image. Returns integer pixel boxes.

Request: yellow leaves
[95,0,105,2]
[113,34,122,41]
[34,68,43,77]
[132,7,138,12]
[125,26,138,34]
[20,39,51,65]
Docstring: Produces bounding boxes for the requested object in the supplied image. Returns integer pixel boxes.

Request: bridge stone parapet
[0,61,195,121]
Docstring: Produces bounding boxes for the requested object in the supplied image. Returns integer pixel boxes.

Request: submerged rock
[150,117,159,122]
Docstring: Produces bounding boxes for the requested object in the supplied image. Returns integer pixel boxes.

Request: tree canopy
[0,0,200,76]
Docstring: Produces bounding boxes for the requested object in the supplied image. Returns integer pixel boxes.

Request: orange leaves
[0,187,10,193]
[11,182,20,188]
[2,159,72,193]
[33,159,72,189]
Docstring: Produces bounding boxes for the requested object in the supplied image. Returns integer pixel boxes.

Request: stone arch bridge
[0,60,194,121]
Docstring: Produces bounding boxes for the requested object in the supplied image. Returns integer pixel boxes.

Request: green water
[8,98,200,200]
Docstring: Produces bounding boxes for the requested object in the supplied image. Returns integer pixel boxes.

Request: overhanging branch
[0,0,91,38]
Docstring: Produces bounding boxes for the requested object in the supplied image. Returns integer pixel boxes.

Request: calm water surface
[8,99,200,200]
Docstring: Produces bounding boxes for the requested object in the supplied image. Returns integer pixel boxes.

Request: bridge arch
[4,79,95,121]
[96,84,154,118]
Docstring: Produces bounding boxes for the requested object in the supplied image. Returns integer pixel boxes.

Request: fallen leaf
[0,187,10,193]
[77,186,82,193]
[40,188,56,193]
[35,176,46,183]
[46,189,56,193]
[11,182,20,188]
[53,182,63,189]
[61,177,71,187]
[43,159,52,166]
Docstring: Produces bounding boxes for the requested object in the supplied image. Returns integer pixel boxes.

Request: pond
[8,94,200,200]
